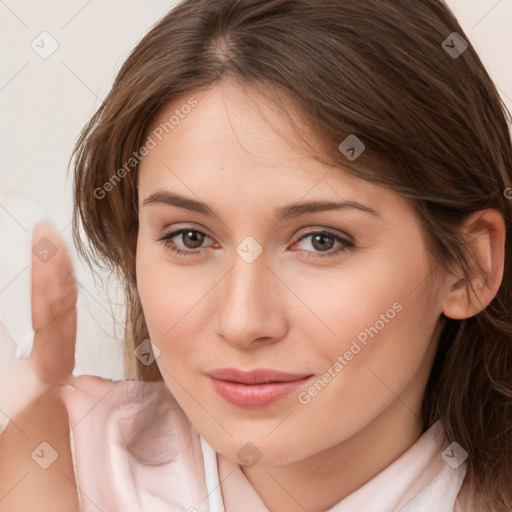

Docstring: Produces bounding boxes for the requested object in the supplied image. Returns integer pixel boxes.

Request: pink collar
[63,378,466,512]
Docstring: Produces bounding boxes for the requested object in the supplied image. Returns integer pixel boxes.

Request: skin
[136,80,505,511]
[0,82,503,511]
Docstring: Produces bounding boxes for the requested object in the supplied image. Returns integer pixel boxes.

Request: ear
[442,209,506,320]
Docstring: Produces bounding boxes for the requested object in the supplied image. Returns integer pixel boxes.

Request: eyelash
[157,228,354,259]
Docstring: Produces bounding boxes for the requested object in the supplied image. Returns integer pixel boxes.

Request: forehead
[141,80,324,173]
[137,81,407,219]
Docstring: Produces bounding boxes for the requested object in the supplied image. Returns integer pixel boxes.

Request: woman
[1,0,511,510]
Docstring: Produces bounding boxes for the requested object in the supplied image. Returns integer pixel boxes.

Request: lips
[206,368,314,408]
[206,367,313,384]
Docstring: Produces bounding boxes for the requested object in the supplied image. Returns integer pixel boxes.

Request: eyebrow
[142,190,380,221]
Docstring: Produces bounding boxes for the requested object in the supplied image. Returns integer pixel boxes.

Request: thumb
[31,220,78,384]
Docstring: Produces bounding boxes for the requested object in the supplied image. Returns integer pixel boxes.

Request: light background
[0,0,511,379]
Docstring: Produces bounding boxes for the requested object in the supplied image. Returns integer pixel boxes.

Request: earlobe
[442,209,506,320]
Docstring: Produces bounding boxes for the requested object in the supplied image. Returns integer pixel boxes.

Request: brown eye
[177,230,205,249]
[294,231,354,259]
[158,228,212,256]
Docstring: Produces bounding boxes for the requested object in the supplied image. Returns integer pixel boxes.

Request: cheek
[297,253,439,420]
[298,233,433,365]
[135,242,214,366]
[289,257,423,364]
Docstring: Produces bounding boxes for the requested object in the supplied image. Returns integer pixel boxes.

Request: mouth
[205,368,314,408]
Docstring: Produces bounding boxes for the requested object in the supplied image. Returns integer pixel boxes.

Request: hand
[0,219,77,421]
[0,220,79,511]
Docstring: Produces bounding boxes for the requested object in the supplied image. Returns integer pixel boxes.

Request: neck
[240,379,428,511]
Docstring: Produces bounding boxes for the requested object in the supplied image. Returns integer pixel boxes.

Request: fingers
[31,221,78,331]
[30,221,78,385]
[0,300,44,427]
[0,221,80,512]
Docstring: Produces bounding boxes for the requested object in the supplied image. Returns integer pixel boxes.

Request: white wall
[1,0,511,379]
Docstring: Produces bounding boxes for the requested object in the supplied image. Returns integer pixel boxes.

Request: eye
[292,230,354,259]
[158,228,213,256]
[157,227,354,259]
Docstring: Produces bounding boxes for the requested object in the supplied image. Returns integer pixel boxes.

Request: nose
[215,247,288,349]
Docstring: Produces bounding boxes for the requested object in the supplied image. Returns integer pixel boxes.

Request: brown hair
[71,0,512,509]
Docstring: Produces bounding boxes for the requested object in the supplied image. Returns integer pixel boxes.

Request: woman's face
[136,80,445,466]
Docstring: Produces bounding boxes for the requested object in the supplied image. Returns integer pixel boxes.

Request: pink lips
[206,368,313,409]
